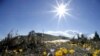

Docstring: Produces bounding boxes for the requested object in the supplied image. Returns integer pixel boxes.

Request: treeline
[70,31,100,49]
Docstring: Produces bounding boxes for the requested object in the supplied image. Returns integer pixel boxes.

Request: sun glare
[55,3,67,18]
[51,0,71,22]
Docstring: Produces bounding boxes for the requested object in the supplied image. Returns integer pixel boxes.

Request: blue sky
[0,0,100,38]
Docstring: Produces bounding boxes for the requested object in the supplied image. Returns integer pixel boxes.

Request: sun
[55,3,68,19]
[55,4,66,18]
[51,0,71,21]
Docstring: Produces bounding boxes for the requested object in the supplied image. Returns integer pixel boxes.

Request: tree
[77,34,81,40]
[93,31,100,41]
[81,34,87,44]
[77,34,87,44]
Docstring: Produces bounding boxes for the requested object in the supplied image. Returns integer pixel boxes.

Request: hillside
[0,31,70,56]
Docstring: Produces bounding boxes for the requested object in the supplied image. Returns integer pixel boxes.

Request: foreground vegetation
[0,30,100,56]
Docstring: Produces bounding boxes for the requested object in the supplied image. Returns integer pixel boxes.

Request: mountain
[36,33,69,41]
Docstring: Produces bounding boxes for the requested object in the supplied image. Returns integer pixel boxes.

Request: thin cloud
[88,33,94,39]
[44,30,82,38]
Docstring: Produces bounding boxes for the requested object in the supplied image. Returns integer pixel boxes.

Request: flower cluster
[55,47,75,56]
[93,49,100,56]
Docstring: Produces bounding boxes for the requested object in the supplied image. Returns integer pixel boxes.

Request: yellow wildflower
[59,48,63,50]
[93,49,100,56]
[69,49,75,54]
[63,48,68,54]
[93,54,97,56]
[60,47,68,54]
[55,50,63,56]
[43,51,47,56]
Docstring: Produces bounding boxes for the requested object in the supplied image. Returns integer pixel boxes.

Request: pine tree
[93,31,100,41]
